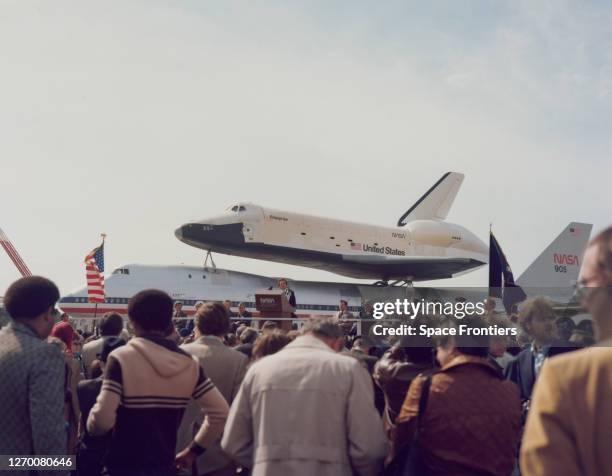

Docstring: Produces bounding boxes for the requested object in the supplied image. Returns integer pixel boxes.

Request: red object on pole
[0,228,32,277]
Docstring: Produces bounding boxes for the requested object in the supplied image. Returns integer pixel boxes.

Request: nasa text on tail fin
[397,172,465,225]
[517,222,593,292]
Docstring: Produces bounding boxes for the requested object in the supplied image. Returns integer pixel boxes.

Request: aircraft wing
[341,254,485,280]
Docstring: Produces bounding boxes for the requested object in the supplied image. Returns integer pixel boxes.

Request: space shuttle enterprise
[176,172,488,283]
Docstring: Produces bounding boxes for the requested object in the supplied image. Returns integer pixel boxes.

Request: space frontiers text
[370,299,519,338]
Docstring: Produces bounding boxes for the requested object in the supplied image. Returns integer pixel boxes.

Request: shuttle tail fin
[397,172,465,226]
[517,222,592,290]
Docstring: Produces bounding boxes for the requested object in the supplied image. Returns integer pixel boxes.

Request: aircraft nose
[174,226,183,241]
[174,222,246,249]
[175,223,202,243]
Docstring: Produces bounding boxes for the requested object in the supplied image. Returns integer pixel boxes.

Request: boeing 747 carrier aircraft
[175,172,488,282]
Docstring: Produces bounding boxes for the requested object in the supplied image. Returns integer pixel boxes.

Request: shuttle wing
[397,172,465,225]
[341,254,485,280]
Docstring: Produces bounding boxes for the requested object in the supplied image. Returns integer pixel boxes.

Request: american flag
[85,240,105,303]
[350,242,362,251]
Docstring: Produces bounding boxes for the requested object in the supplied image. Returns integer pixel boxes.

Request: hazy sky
[1,0,611,296]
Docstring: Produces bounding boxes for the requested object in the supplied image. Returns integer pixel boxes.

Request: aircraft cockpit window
[112,268,130,275]
[239,206,246,212]
[231,205,239,212]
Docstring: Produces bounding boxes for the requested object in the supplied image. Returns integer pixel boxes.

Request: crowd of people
[0,226,611,476]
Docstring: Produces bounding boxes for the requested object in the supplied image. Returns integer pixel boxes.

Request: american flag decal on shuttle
[350,242,362,250]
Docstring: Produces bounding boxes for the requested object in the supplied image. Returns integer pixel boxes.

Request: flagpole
[98,233,106,318]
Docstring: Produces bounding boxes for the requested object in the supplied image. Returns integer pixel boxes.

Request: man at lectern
[277,278,297,309]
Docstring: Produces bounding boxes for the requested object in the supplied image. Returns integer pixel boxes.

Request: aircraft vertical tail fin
[517,222,592,290]
[397,172,464,225]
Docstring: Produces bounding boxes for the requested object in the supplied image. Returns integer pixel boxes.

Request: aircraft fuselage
[175,203,488,281]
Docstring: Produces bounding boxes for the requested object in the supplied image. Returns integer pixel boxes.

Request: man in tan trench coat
[221,317,387,476]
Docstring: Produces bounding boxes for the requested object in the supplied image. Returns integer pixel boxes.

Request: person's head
[555,317,576,342]
[99,312,124,337]
[194,301,204,312]
[396,315,436,364]
[261,320,278,334]
[174,301,183,311]
[238,302,247,314]
[236,324,247,337]
[4,276,61,339]
[240,327,258,344]
[339,299,348,311]
[301,317,345,352]
[128,289,173,336]
[195,302,229,337]
[50,321,74,352]
[517,297,557,345]
[223,300,232,312]
[224,333,237,347]
[351,337,371,354]
[60,312,70,323]
[484,297,496,313]
[252,330,292,360]
[578,227,612,338]
[434,316,490,367]
[278,279,288,290]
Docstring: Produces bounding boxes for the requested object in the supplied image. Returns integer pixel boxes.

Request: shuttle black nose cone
[175,226,184,241]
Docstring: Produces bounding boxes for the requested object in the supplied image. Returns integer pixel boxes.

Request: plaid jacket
[0,321,67,460]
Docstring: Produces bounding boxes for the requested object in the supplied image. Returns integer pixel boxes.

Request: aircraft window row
[230,205,247,212]
[59,297,361,312]
[112,268,130,275]
[329,236,335,240]
[301,232,306,236]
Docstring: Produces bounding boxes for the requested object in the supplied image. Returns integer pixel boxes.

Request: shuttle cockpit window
[239,206,246,211]
[231,205,239,212]
[112,268,130,275]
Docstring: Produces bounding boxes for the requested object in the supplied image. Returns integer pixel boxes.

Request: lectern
[255,289,295,331]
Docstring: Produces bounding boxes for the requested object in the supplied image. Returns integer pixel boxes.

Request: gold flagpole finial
[101,233,107,243]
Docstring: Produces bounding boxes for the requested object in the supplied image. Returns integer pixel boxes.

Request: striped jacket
[87,335,229,471]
